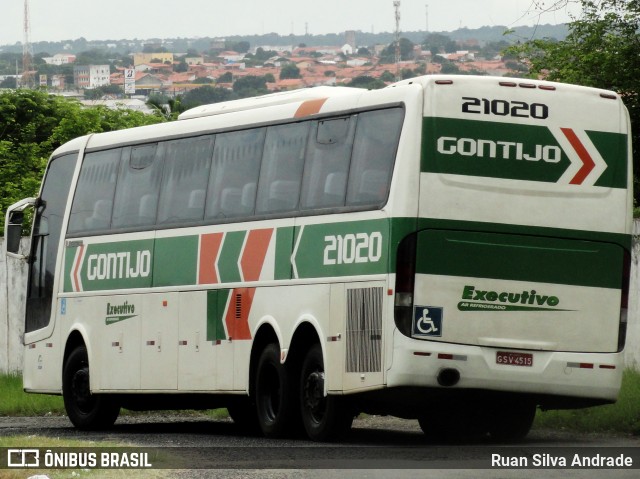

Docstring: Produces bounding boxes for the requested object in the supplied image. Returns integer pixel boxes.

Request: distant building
[341,44,354,56]
[345,30,356,50]
[210,39,226,52]
[43,53,76,66]
[51,75,66,90]
[132,52,174,66]
[74,65,111,89]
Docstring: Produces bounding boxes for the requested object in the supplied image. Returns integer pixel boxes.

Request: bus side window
[68,149,121,234]
[206,128,265,220]
[346,108,404,207]
[157,136,214,225]
[256,122,309,214]
[112,144,164,229]
[300,117,355,210]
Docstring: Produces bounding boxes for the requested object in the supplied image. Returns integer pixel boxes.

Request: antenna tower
[393,1,401,81]
[22,0,34,88]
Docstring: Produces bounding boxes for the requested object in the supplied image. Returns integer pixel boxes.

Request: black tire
[62,346,120,430]
[255,343,300,438]
[227,396,261,434]
[300,344,354,442]
[488,401,536,442]
[418,402,488,443]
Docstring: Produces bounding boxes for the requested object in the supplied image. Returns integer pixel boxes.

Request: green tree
[379,38,416,64]
[182,85,233,109]
[233,75,268,97]
[174,60,189,72]
[422,33,458,56]
[218,71,233,83]
[506,0,640,199]
[0,89,164,232]
[380,70,396,83]
[227,41,250,53]
[280,64,301,80]
[349,76,385,90]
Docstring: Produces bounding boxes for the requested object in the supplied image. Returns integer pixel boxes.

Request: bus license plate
[496,351,533,367]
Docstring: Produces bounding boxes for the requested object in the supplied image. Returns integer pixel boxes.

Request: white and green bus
[4,75,632,441]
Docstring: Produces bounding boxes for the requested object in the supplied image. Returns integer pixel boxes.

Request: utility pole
[425,4,429,33]
[22,0,34,88]
[393,1,401,81]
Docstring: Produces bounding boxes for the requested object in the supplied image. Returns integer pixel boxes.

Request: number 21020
[323,232,383,265]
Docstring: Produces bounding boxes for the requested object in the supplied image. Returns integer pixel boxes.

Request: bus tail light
[618,249,631,352]
[394,234,417,337]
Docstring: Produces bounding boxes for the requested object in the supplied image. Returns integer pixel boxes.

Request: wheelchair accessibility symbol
[412,306,443,338]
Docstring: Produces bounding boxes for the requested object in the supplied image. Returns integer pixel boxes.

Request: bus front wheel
[62,346,120,430]
[255,343,299,438]
[300,344,354,441]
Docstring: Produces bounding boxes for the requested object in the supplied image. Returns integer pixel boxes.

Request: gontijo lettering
[437,136,562,163]
[87,250,151,280]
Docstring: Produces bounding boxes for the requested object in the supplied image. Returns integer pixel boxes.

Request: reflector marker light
[438,353,467,361]
[567,362,594,369]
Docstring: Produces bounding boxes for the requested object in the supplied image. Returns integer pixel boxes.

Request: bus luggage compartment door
[411,229,626,353]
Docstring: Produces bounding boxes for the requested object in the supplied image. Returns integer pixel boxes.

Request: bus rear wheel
[255,343,299,438]
[300,344,354,442]
[488,400,536,442]
[62,346,120,430]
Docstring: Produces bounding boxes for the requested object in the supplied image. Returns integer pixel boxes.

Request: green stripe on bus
[218,231,246,283]
[416,218,632,251]
[206,289,229,342]
[275,226,294,280]
[588,130,628,188]
[292,219,390,279]
[421,117,627,188]
[153,236,198,287]
[416,229,624,290]
[78,239,154,292]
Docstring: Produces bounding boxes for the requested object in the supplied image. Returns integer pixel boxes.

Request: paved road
[1,414,639,478]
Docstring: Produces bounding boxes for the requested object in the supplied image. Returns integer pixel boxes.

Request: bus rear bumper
[387,340,623,405]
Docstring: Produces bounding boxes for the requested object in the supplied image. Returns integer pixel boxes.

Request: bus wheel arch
[62,332,120,430]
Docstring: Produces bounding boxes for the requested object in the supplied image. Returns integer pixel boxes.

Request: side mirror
[6,211,23,254]
[4,197,36,260]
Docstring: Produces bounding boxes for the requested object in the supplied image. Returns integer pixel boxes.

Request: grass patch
[0,374,65,416]
[534,369,640,435]
[0,373,231,421]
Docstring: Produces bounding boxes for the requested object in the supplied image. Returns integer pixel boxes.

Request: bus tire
[488,401,536,442]
[418,403,488,442]
[255,343,299,438]
[227,397,261,434]
[300,344,354,442]
[62,346,120,430]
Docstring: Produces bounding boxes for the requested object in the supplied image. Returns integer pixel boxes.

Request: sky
[1,0,583,45]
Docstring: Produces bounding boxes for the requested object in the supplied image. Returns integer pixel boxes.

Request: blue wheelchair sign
[412,306,443,338]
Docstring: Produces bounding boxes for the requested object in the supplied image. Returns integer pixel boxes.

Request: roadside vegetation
[534,368,640,435]
[2,370,640,435]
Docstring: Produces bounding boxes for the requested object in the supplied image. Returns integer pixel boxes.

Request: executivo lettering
[105,301,137,325]
[458,285,570,312]
[87,250,151,281]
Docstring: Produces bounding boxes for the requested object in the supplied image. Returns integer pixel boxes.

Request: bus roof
[178,85,362,120]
